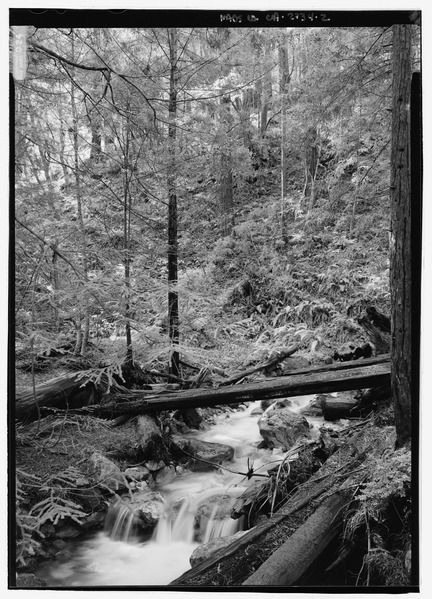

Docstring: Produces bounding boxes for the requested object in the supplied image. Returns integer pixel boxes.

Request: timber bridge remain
[15,354,390,422]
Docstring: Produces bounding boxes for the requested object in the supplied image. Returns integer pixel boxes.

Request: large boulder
[261,398,278,411]
[194,494,237,541]
[189,530,248,568]
[154,465,176,485]
[258,407,310,450]
[280,356,310,373]
[196,494,235,522]
[297,396,324,418]
[176,407,203,429]
[89,452,127,492]
[136,414,162,452]
[124,465,150,482]
[132,491,166,529]
[16,573,47,588]
[171,436,234,472]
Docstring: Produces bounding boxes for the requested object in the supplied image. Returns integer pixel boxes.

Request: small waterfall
[201,504,241,544]
[152,497,196,545]
[39,397,323,586]
[104,500,136,541]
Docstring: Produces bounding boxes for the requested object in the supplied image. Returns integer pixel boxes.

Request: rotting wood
[170,415,377,587]
[322,397,360,421]
[242,491,350,586]
[170,478,330,586]
[97,360,390,417]
[169,442,367,586]
[218,344,299,386]
[15,355,390,423]
[15,374,98,423]
[358,307,391,354]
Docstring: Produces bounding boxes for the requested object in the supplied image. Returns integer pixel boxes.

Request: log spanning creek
[39,397,327,587]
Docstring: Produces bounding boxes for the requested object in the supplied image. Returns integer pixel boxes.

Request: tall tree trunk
[70,31,90,356]
[279,34,290,241]
[305,129,321,213]
[51,242,61,332]
[58,114,70,186]
[390,25,412,448]
[37,140,51,182]
[260,42,272,137]
[90,116,103,161]
[123,110,134,366]
[219,95,234,237]
[167,28,180,379]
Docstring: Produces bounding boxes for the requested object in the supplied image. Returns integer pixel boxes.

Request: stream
[39,396,325,587]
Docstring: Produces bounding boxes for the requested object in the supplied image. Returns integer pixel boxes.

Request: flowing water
[39,396,323,587]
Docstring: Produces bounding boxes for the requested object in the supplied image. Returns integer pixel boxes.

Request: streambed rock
[196,494,236,521]
[171,436,234,471]
[124,465,150,482]
[195,494,238,541]
[16,573,48,588]
[280,356,310,373]
[89,452,127,492]
[132,491,166,529]
[261,398,277,411]
[136,414,162,452]
[154,464,176,485]
[298,396,324,418]
[189,529,248,568]
[258,407,310,450]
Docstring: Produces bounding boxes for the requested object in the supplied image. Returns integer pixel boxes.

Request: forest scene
[10,11,421,590]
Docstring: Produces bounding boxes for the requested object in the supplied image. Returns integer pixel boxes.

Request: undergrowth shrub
[16,468,87,566]
[345,444,412,586]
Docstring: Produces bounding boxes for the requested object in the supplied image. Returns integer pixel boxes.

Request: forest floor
[14,354,413,588]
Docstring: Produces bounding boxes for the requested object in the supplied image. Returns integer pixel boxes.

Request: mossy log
[15,374,98,423]
[322,397,360,421]
[98,357,390,417]
[169,435,368,586]
[219,344,299,386]
[242,491,349,586]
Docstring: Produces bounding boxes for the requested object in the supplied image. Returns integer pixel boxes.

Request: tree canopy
[13,22,420,409]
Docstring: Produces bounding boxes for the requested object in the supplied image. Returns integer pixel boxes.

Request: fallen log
[97,358,390,418]
[170,472,333,586]
[242,491,349,586]
[15,374,99,423]
[322,396,360,421]
[170,428,368,586]
[219,344,298,386]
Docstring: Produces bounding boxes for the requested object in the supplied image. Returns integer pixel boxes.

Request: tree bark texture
[358,307,391,354]
[99,358,390,417]
[390,25,412,447]
[15,374,98,422]
[322,397,360,421]
[219,95,234,236]
[279,34,290,241]
[242,492,347,586]
[123,110,134,365]
[70,31,90,357]
[170,424,369,586]
[167,28,180,378]
[218,344,298,386]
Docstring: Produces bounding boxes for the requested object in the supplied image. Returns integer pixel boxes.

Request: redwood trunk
[167,28,180,378]
[390,25,412,447]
